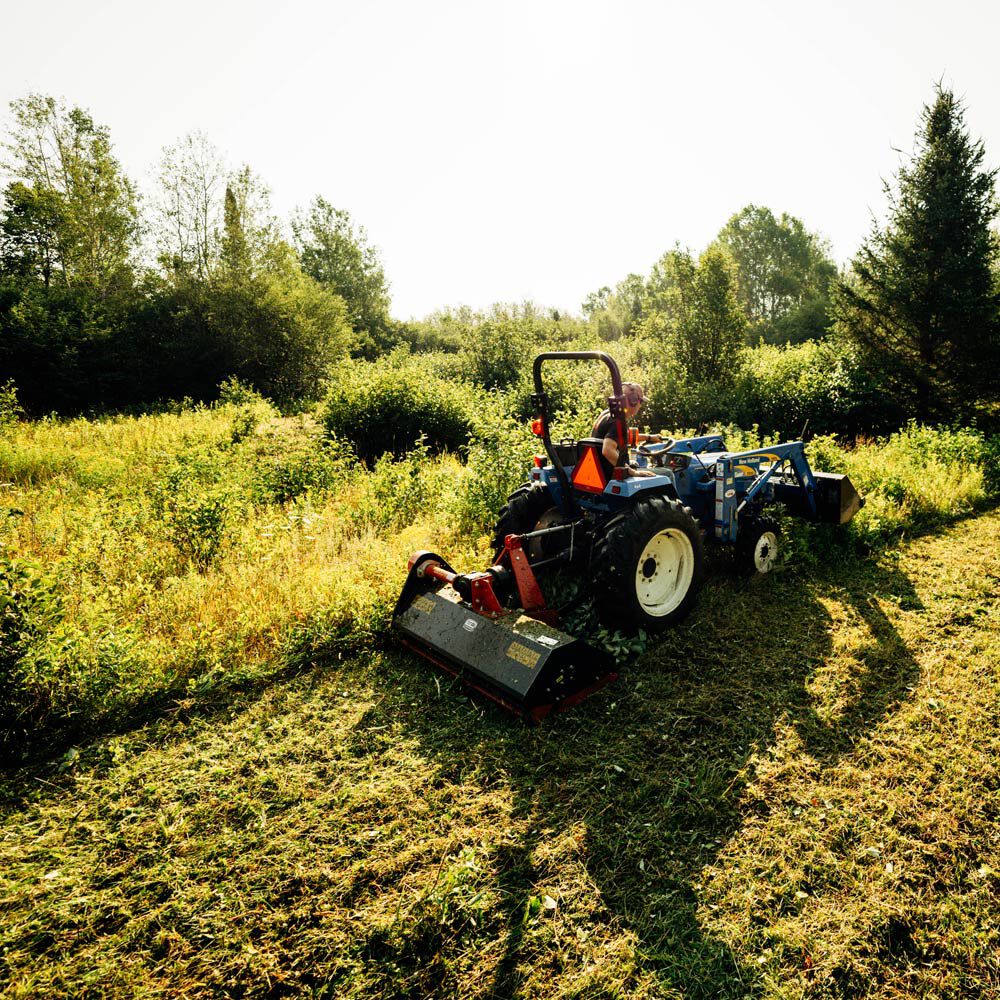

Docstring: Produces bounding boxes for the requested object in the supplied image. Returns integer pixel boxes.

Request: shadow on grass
[360,552,923,999]
[0,541,929,997]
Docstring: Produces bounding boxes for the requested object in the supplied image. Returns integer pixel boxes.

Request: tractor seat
[553,439,579,467]
[576,438,612,463]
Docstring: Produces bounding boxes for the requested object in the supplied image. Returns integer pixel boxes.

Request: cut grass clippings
[1,508,998,998]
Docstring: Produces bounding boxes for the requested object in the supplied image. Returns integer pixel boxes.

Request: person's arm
[626,428,663,445]
[620,428,659,478]
[602,436,620,466]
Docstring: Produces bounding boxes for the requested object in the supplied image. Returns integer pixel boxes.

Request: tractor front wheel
[738,517,781,574]
[591,495,704,635]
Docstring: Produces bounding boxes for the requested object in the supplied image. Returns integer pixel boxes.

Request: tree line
[1,85,998,427]
[579,85,1000,426]
[0,97,394,413]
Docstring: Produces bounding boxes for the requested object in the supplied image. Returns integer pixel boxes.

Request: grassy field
[2,404,999,997]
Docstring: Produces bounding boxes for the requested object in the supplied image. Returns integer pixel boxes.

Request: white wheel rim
[753,531,779,573]
[634,528,695,617]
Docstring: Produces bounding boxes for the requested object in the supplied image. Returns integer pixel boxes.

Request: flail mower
[393,351,864,721]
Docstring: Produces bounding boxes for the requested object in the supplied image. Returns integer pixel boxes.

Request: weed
[0,380,23,436]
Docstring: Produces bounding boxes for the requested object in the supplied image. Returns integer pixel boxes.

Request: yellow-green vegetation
[0,396,485,754]
[1,478,998,997]
[1,390,998,755]
[2,392,1000,997]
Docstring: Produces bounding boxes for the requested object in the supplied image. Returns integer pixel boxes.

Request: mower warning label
[507,642,541,669]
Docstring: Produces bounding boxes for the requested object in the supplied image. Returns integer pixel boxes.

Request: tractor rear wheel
[591,495,704,634]
[491,482,555,559]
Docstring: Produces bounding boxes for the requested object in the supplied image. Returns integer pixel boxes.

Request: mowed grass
[1,504,998,998]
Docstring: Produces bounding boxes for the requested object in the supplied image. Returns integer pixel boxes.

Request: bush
[640,337,902,439]
[729,339,900,437]
[353,439,458,532]
[217,376,262,407]
[321,355,481,462]
[453,418,538,535]
[151,450,235,567]
[0,380,23,436]
[829,423,997,546]
[0,556,63,746]
[248,432,355,505]
[458,317,534,390]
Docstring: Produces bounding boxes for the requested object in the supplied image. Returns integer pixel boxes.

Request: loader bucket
[776,471,865,524]
[393,557,616,721]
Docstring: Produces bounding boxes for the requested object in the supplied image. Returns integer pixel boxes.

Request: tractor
[393,351,864,720]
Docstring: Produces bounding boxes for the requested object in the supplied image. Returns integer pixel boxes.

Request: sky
[1,0,998,319]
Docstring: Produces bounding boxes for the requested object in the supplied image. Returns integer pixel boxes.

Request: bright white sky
[2,0,997,319]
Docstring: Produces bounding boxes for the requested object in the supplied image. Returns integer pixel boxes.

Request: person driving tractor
[591,381,662,478]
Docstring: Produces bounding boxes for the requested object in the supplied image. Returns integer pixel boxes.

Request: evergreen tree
[220,184,248,275]
[837,86,1000,421]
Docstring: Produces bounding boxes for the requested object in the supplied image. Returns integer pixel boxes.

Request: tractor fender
[612,478,681,503]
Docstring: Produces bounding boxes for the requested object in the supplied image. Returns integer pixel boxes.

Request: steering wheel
[636,438,675,466]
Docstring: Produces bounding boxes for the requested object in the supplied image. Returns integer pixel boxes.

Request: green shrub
[249,434,354,505]
[152,451,234,567]
[640,338,902,439]
[321,356,480,462]
[0,437,80,485]
[0,556,63,744]
[729,339,896,437]
[217,376,262,407]
[15,622,145,738]
[454,418,538,535]
[458,317,534,390]
[354,439,458,532]
[800,423,999,550]
[166,396,197,416]
[0,380,23,437]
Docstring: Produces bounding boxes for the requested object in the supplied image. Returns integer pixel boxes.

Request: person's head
[622,381,647,418]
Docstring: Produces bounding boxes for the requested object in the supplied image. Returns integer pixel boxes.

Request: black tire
[737,516,781,575]
[591,495,704,635]
[490,482,555,558]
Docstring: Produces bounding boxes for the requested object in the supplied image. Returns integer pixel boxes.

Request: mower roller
[393,351,864,719]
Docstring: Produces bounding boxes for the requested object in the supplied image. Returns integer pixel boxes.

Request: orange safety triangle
[572,445,607,492]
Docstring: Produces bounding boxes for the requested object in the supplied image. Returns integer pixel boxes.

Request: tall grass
[1,385,997,756]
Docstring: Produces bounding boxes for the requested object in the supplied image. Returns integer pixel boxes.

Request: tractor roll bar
[531,351,624,396]
[530,352,627,518]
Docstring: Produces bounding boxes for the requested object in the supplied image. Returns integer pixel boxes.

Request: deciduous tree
[292,196,392,357]
[154,132,226,280]
[639,245,746,383]
[716,205,836,343]
[1,94,140,295]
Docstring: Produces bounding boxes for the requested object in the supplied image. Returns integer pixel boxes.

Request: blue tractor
[394,351,864,720]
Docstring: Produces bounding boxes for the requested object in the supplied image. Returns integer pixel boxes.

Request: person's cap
[622,382,647,407]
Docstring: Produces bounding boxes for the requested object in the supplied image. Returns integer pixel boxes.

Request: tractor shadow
[0,549,925,998]
[380,551,923,998]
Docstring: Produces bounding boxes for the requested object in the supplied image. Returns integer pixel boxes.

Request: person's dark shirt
[591,409,627,478]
